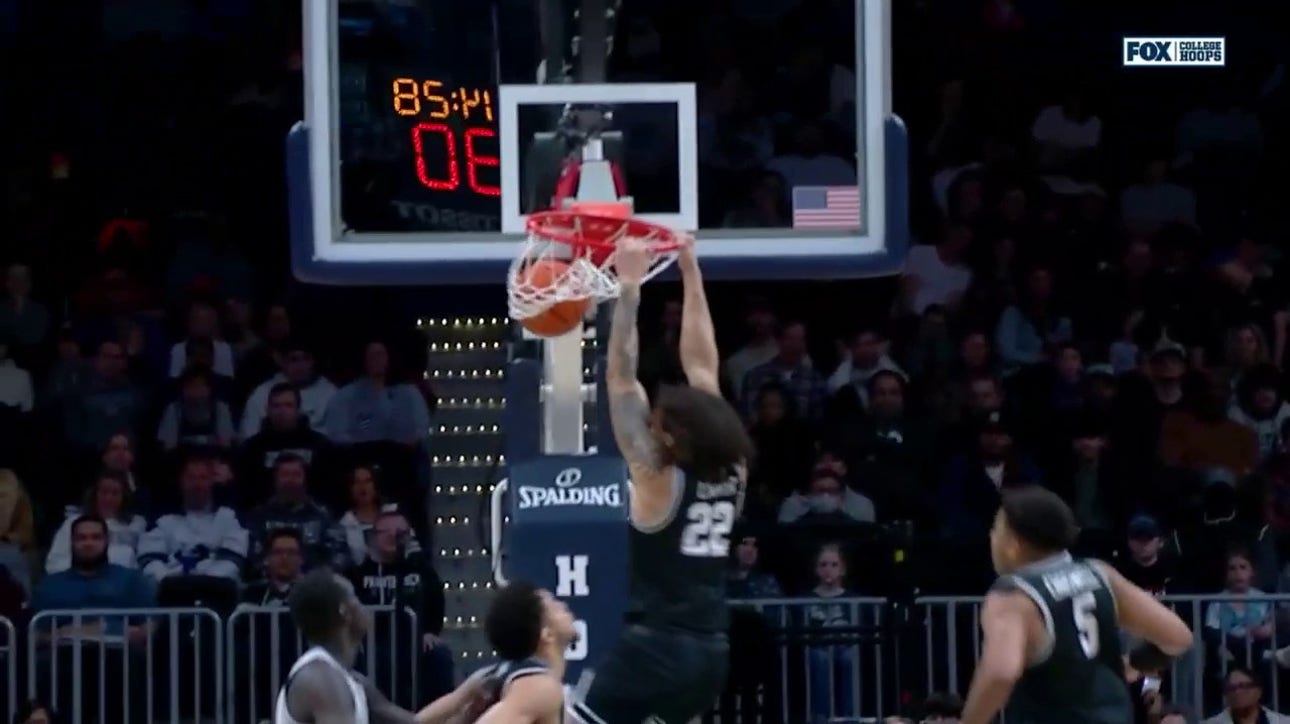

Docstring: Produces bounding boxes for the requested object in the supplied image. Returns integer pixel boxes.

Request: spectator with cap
[238,338,336,439]
[1115,514,1177,597]
[1112,338,1195,485]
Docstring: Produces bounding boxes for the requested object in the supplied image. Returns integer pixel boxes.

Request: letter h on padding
[556,554,590,597]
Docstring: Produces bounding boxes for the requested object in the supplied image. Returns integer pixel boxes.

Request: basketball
[514,259,590,337]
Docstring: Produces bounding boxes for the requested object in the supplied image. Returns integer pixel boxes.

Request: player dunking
[573,237,755,724]
[274,568,489,724]
[961,488,1194,724]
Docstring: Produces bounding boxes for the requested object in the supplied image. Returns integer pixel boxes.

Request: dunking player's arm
[961,562,1192,724]
[606,239,672,520]
[674,236,720,396]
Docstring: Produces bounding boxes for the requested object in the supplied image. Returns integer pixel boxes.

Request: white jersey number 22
[680,501,734,558]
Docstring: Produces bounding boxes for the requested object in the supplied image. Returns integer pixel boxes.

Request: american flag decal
[791,186,862,229]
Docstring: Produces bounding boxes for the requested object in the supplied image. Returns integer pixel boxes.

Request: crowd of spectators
[621,1,1290,723]
[3,0,1290,722]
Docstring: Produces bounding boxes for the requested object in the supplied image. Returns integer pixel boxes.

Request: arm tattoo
[608,285,641,385]
[611,391,661,469]
[607,286,661,470]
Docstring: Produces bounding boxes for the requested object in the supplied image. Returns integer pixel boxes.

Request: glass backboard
[290,0,907,284]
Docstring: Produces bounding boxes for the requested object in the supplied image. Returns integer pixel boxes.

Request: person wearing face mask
[778,469,875,526]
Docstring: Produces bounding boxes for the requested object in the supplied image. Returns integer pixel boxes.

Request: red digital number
[411,123,460,191]
[411,123,500,197]
[464,128,501,197]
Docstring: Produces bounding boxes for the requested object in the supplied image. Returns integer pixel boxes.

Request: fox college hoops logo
[517,467,623,509]
[1123,37,1225,67]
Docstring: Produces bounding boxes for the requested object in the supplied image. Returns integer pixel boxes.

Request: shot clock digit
[392,78,501,197]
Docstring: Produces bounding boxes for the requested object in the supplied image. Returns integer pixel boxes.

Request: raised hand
[615,237,652,285]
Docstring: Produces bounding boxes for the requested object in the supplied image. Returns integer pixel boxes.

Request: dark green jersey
[627,467,741,634]
[993,553,1132,724]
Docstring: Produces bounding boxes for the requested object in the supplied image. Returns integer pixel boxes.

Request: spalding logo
[517,467,621,509]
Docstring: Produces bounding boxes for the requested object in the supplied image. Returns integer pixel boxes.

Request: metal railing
[726,597,892,723]
[27,607,224,724]
[0,616,15,724]
[226,604,419,724]
[18,593,1290,723]
[7,605,419,724]
[912,594,1290,720]
[730,593,1290,722]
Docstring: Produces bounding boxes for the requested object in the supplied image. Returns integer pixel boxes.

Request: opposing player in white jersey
[274,568,489,724]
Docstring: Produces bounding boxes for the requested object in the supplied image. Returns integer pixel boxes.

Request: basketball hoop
[507,201,683,322]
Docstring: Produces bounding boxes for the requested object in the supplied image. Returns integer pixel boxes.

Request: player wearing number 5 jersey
[575,237,754,724]
[962,488,1194,724]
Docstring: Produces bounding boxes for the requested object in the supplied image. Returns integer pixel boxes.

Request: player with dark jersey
[580,236,754,723]
[470,582,578,724]
[961,488,1194,724]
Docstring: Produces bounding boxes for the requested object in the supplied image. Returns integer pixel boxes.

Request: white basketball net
[507,215,680,322]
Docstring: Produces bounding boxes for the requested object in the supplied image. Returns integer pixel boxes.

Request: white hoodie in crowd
[46,507,147,573]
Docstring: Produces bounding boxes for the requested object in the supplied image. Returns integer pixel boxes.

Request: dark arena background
[0,0,1288,722]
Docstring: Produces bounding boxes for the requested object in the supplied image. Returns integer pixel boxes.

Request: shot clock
[335,0,504,233]
[390,78,500,198]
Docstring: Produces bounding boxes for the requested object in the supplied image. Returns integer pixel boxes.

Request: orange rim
[525,208,682,254]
